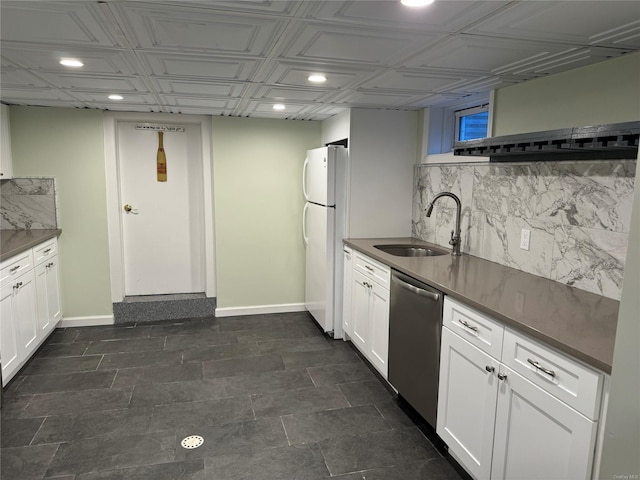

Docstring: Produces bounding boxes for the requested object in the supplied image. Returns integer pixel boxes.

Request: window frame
[454,103,490,142]
[421,92,493,159]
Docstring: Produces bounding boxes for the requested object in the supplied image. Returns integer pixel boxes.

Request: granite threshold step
[113,292,216,324]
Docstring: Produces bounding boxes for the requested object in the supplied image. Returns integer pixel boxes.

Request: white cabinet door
[0,282,20,385]
[1,269,38,385]
[491,366,597,480]
[348,252,391,379]
[35,256,61,338]
[46,256,62,327]
[342,247,353,337]
[437,327,500,480]
[350,269,370,353]
[35,262,50,336]
[368,281,390,377]
[15,269,38,355]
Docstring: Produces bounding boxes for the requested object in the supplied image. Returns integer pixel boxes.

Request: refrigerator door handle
[302,202,310,245]
[302,156,310,201]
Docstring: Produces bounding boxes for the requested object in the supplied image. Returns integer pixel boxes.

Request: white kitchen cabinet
[438,297,603,480]
[1,237,62,386]
[491,365,597,480]
[348,251,390,378]
[33,238,62,338]
[350,269,370,353]
[0,282,21,382]
[342,246,353,338]
[35,256,62,338]
[368,280,390,376]
[438,327,500,479]
[15,269,39,355]
[1,104,14,179]
[1,249,35,382]
[1,268,38,383]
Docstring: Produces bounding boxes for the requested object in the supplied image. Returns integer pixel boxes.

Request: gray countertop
[344,237,619,374]
[1,229,62,262]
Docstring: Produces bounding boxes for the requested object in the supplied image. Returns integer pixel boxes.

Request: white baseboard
[57,305,307,325]
[57,315,114,328]
[215,303,306,318]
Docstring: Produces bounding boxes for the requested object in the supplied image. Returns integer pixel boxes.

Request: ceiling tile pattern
[1,0,639,120]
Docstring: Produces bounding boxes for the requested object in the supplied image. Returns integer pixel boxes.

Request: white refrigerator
[302,146,348,338]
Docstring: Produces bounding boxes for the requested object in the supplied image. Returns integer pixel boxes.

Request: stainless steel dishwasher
[388,270,443,429]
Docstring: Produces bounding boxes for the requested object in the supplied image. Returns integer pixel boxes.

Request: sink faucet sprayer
[426,192,462,256]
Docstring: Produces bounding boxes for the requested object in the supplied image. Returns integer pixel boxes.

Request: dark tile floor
[1,312,465,480]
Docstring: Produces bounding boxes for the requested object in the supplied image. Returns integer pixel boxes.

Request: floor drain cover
[181,435,204,449]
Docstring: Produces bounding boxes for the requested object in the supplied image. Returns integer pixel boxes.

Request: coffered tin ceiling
[1,1,639,120]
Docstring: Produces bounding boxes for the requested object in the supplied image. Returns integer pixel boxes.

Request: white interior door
[118,122,204,296]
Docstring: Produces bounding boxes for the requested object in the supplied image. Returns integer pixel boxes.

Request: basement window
[455,104,489,142]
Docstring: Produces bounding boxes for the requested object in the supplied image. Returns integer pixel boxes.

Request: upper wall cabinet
[1,104,14,179]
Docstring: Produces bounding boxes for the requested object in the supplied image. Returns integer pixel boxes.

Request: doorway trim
[103,112,215,303]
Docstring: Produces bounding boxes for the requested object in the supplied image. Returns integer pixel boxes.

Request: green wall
[212,116,321,309]
[10,106,112,318]
[493,52,640,135]
[9,108,322,317]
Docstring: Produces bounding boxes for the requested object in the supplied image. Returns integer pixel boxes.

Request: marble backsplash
[0,178,58,229]
[413,160,636,300]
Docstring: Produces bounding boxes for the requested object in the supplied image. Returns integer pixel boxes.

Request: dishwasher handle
[392,274,440,302]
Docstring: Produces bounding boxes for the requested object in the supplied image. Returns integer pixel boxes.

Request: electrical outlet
[520,229,531,251]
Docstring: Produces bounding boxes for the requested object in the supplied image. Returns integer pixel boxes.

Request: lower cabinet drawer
[353,252,390,288]
[502,328,603,420]
[443,297,504,360]
[1,250,34,287]
[33,238,58,266]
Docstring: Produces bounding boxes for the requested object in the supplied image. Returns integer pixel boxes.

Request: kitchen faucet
[426,192,462,256]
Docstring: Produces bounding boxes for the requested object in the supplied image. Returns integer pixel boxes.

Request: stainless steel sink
[374,244,449,257]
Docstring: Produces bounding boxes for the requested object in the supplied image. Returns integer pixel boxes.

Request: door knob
[124,204,132,212]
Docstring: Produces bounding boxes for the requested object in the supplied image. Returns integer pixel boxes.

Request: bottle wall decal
[157,131,167,182]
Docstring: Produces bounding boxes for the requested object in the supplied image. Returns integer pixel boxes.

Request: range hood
[454,121,640,162]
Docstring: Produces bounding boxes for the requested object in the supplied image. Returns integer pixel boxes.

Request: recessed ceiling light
[308,74,327,83]
[400,0,435,6]
[108,94,124,101]
[59,58,84,68]
[273,104,286,111]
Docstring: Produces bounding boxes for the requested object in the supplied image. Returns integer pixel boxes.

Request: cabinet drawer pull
[10,265,21,272]
[365,265,374,272]
[458,319,478,333]
[527,358,556,378]
[43,248,52,254]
